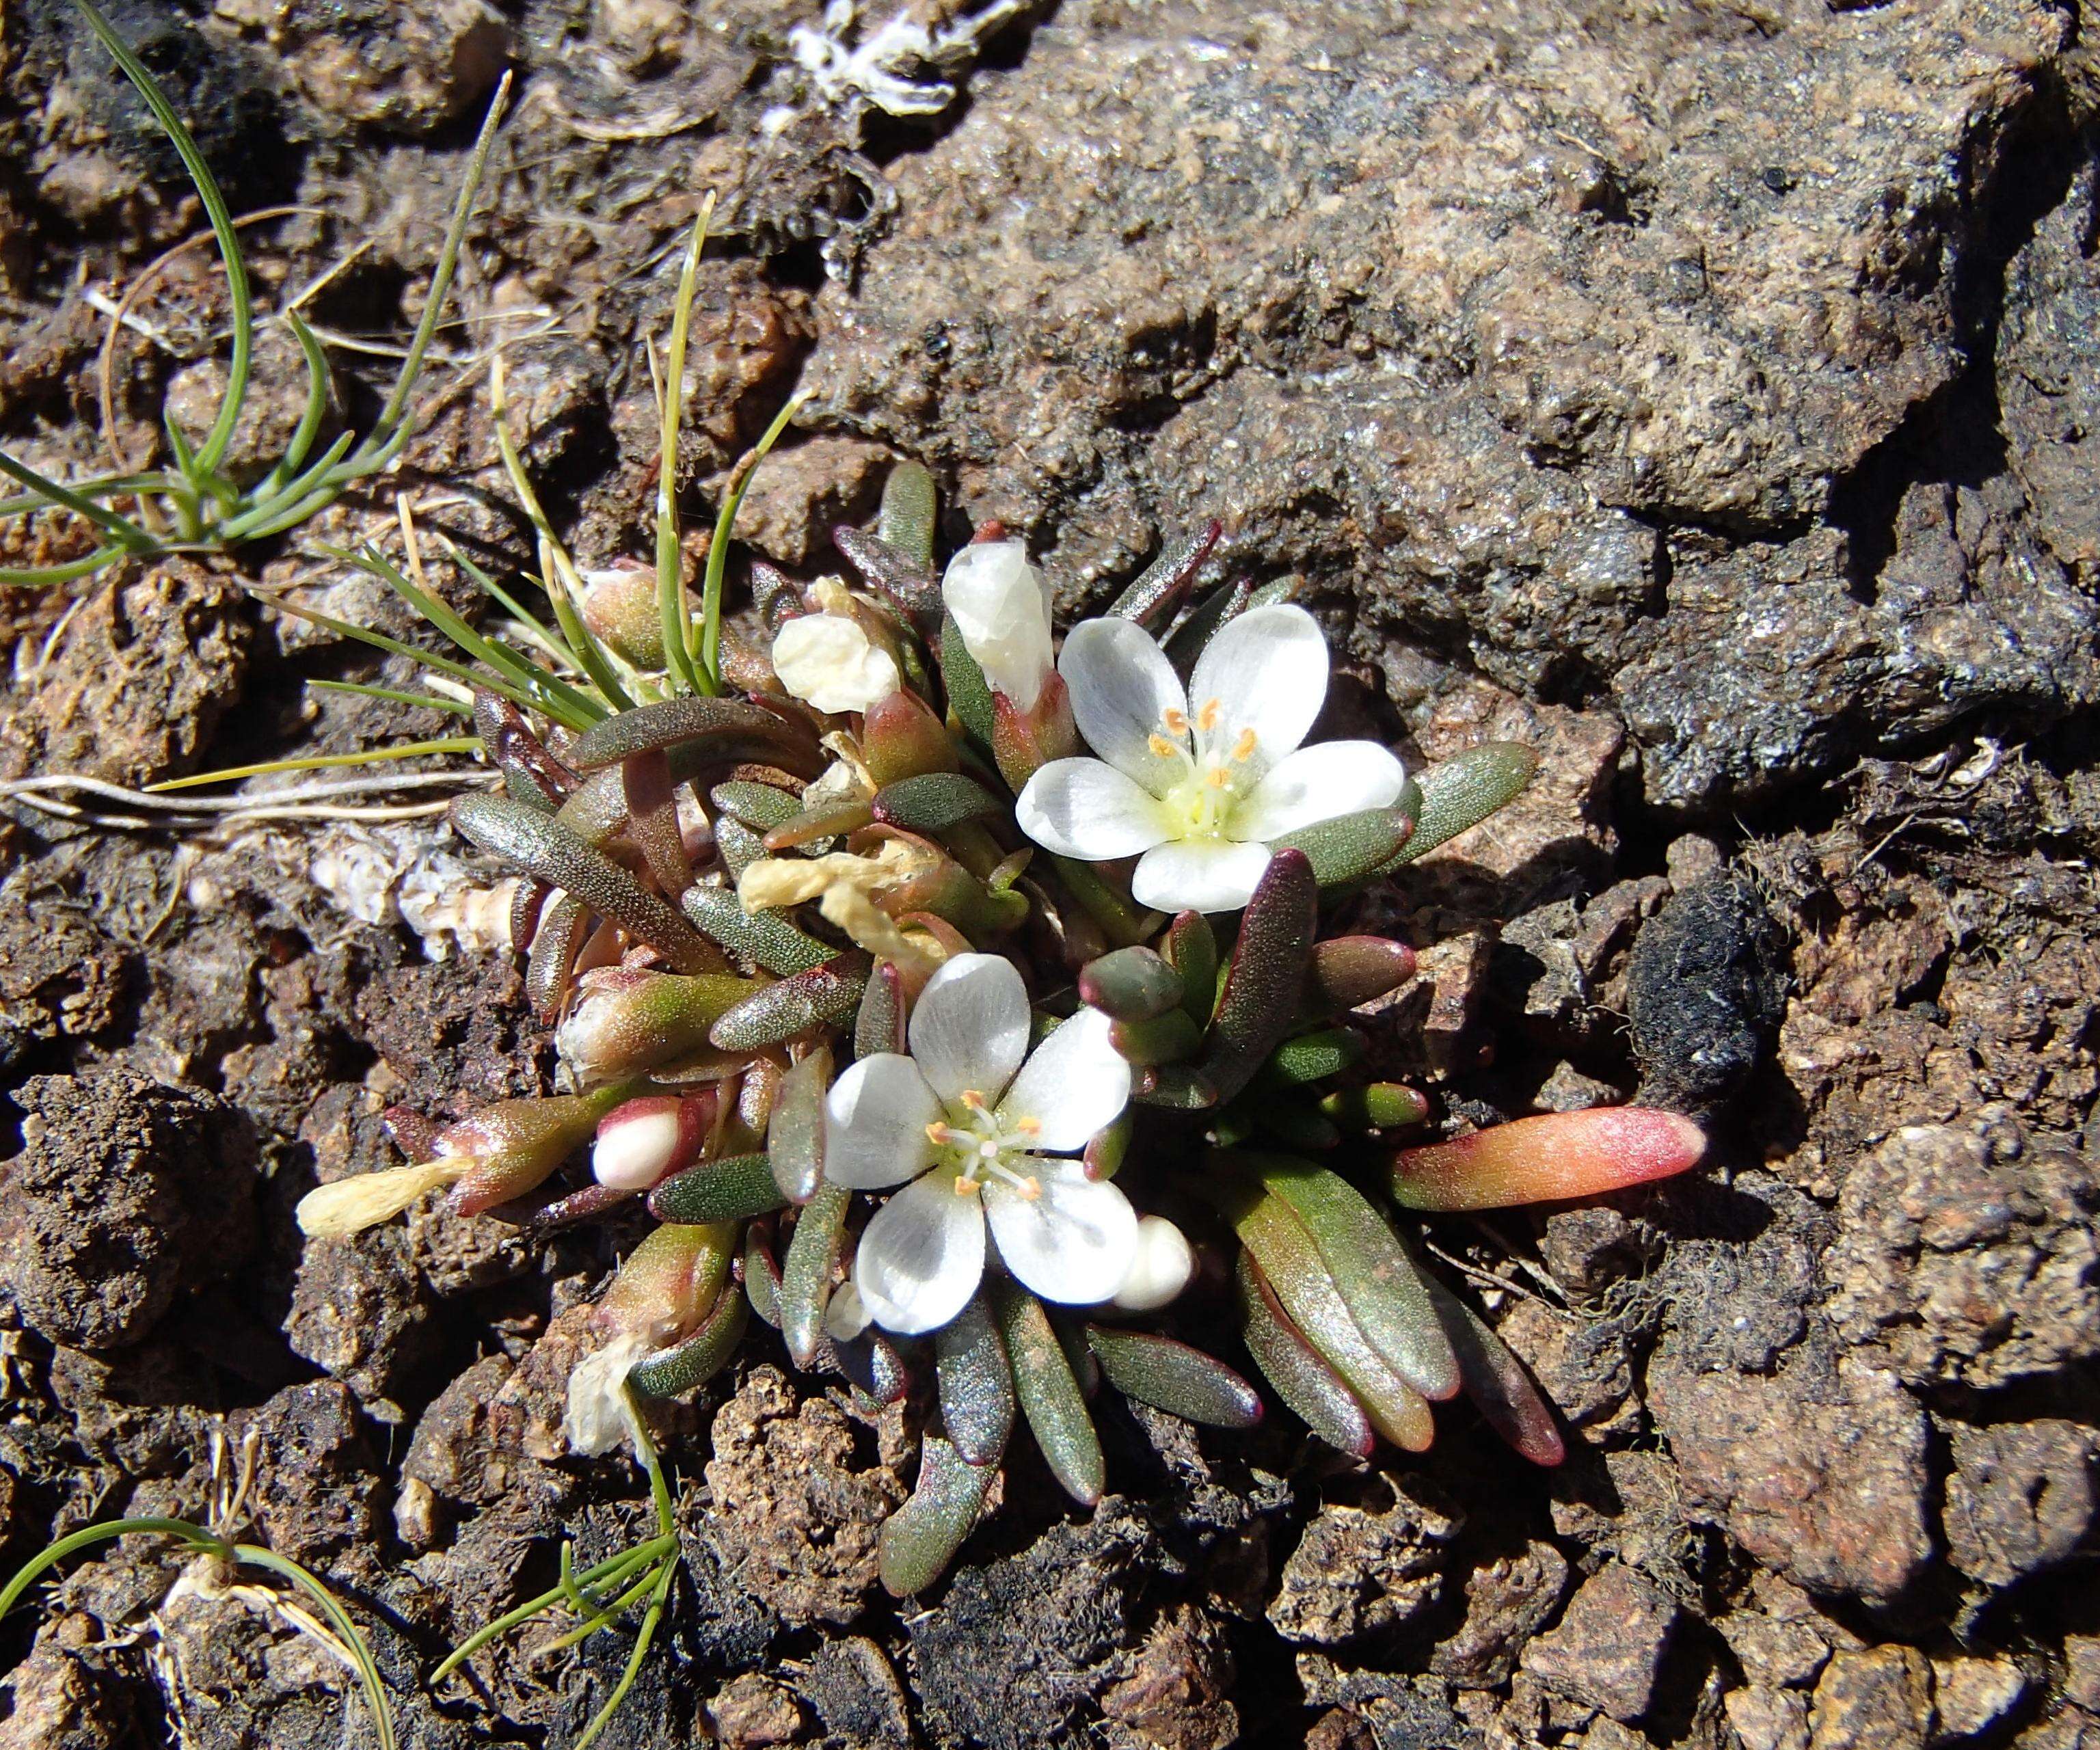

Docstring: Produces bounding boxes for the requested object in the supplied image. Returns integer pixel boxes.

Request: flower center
[924,1090,1043,1199]
[1147,697,1257,839]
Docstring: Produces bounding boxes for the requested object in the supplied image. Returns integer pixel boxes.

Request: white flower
[1111,1215,1195,1312]
[942,539,1054,710]
[826,952,1138,1334]
[1014,604,1407,913]
[771,612,900,714]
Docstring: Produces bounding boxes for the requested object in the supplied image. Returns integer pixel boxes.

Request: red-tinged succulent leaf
[1382,742,1539,869]
[563,968,758,1080]
[451,792,718,973]
[523,1180,640,1232]
[1303,936,1416,1017]
[1078,945,1185,1022]
[647,1152,786,1223]
[563,693,823,775]
[880,1433,994,1598]
[855,960,906,1057]
[1109,1009,1203,1067]
[834,524,941,621]
[1389,1107,1707,1211]
[743,1220,783,1328]
[1200,1175,1435,1451]
[934,1295,1017,1468]
[991,673,1079,791]
[1163,909,1220,1027]
[474,689,577,811]
[622,747,694,896]
[442,1083,639,1215]
[1236,1251,1375,1460]
[871,772,1004,833]
[1082,1110,1133,1181]
[780,1183,850,1367]
[764,794,876,850]
[1106,519,1221,628]
[827,1324,909,1405]
[710,952,873,1053]
[1085,1325,1263,1429]
[1198,850,1317,1104]
[768,1046,831,1204]
[682,885,834,976]
[1423,1274,1565,1466]
[989,1277,1103,1506]
[382,1105,442,1161]
[1237,1153,1459,1401]
[627,1286,749,1399]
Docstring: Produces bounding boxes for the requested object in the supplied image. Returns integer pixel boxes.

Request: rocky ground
[1,0,2097,1745]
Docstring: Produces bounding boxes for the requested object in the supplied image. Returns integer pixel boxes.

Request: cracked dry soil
[2,1,2099,1747]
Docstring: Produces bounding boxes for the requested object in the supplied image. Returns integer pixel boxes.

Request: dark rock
[0,1613,141,1750]
[1519,1561,1682,1725]
[0,896,132,1068]
[2015,1710,2100,1750]
[213,0,509,136]
[284,1226,435,1415]
[1647,1352,1934,1607]
[1626,871,1790,1111]
[1541,1208,1656,1300]
[1716,1572,1857,1692]
[908,1505,1151,1750]
[243,1379,381,1571]
[1942,1419,2096,1588]
[1,1073,254,1351]
[1808,1647,1934,1750]
[1099,1604,1239,1750]
[1267,1477,1462,1645]
[1431,1540,1572,1688]
[797,1637,913,1750]
[1824,1122,2100,1390]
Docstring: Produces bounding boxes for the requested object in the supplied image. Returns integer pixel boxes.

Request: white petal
[1058,615,1188,792]
[985,1159,1139,1306]
[1112,1215,1196,1311]
[1229,740,1408,842]
[943,540,1055,710]
[822,1053,941,1188]
[1187,603,1330,778]
[563,1334,648,1457]
[854,1171,987,1334]
[1015,758,1173,861]
[997,1006,1131,1152]
[1131,837,1276,913]
[908,952,1031,1106]
[592,1106,684,1190]
[770,613,900,715]
[824,1278,874,1341]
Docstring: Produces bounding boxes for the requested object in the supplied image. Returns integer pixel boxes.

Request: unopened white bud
[1111,1215,1194,1311]
[824,1278,874,1342]
[941,539,1053,710]
[592,1097,690,1190]
[771,612,900,714]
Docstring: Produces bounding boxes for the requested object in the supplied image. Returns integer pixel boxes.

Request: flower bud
[592,1094,708,1190]
[771,612,900,714]
[943,539,1053,709]
[579,563,669,669]
[1112,1215,1195,1311]
[824,1278,874,1342]
[556,967,756,1083]
[446,1084,643,1215]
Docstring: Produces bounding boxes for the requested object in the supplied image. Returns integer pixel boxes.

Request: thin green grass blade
[260,308,334,491]
[0,545,128,587]
[698,388,809,690]
[307,677,475,718]
[440,539,578,671]
[72,0,252,476]
[657,199,714,697]
[355,72,509,455]
[0,450,155,551]
[146,738,478,791]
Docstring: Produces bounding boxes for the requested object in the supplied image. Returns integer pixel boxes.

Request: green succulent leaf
[682,885,835,975]
[879,1433,993,1598]
[989,1278,1104,1506]
[780,1183,851,1369]
[710,953,873,1053]
[1085,1325,1263,1429]
[1382,742,1539,868]
[1077,945,1185,1022]
[628,1288,750,1397]
[871,771,1005,831]
[647,1153,787,1224]
[768,1047,831,1204]
[1236,1250,1374,1459]
[934,1295,1017,1468]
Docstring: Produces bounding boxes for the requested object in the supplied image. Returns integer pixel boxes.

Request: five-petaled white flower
[1014,603,1408,913]
[826,952,1137,1334]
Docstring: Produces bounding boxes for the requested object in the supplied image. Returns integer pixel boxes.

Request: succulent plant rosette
[295,431,1706,1613]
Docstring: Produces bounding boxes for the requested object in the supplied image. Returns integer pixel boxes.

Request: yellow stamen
[954,1175,980,1195]
[1206,767,1229,788]
[1014,1116,1042,1138]
[959,1088,988,1112]
[1197,698,1222,732]
[1017,1175,1042,1201]
[1231,727,1258,762]
[1162,706,1189,734]
[926,1122,953,1145]
[1148,733,1180,760]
